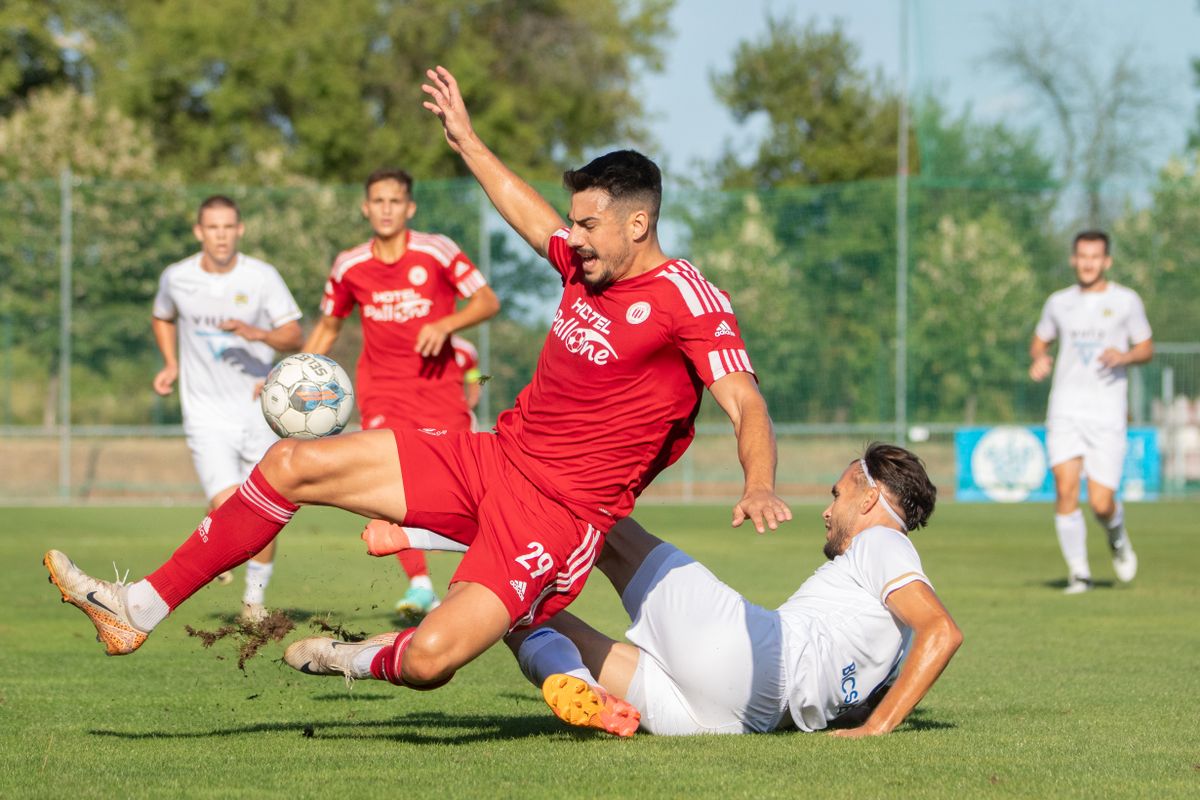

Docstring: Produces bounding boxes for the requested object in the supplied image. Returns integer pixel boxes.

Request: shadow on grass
[88,710,573,745]
[898,708,956,732]
[1039,578,1116,590]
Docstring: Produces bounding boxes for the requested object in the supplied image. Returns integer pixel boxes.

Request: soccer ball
[260,353,355,439]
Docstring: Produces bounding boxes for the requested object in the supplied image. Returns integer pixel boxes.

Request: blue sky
[639,0,1200,174]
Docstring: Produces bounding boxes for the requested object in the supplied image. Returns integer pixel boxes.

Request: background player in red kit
[45,65,790,701]
[303,168,499,618]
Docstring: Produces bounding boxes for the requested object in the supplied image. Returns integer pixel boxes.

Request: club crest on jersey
[408,266,428,286]
[626,301,651,325]
[234,292,249,306]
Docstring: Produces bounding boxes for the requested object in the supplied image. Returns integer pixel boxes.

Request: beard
[823,521,852,560]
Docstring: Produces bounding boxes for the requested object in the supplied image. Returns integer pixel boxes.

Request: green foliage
[711,17,902,188]
[1115,153,1200,341]
[3,503,1199,797]
[87,0,673,183]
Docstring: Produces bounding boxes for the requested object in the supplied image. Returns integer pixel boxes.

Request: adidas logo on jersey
[714,320,735,337]
[509,579,527,601]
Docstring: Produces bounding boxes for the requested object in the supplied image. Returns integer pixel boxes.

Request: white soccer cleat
[44,550,149,655]
[1062,575,1093,595]
[1112,544,1138,583]
[284,632,400,684]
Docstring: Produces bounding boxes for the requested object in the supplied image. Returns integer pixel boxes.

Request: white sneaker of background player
[1112,543,1138,583]
[1063,575,1093,595]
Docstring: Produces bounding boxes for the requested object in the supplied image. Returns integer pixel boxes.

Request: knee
[1090,497,1116,519]
[259,439,315,495]
[403,628,460,685]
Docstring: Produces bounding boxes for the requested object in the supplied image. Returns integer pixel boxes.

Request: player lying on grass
[42,65,788,698]
[512,443,962,738]
[297,443,960,737]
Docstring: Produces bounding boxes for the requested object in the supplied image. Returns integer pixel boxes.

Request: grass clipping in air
[185,610,296,671]
[184,613,370,671]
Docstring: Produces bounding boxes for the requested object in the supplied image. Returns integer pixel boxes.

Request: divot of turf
[307,616,366,641]
[184,609,296,671]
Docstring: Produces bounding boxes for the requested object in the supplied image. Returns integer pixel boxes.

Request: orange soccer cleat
[541,674,640,738]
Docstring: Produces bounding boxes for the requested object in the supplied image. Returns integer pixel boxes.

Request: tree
[1115,153,1200,343]
[710,16,903,189]
[87,0,673,183]
[984,3,1168,226]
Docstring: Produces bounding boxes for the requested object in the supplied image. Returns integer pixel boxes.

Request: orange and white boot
[541,674,640,738]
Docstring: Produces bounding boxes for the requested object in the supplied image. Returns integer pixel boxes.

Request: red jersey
[320,231,488,425]
[496,229,755,528]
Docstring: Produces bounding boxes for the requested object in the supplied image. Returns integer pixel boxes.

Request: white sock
[1096,501,1130,551]
[516,628,597,687]
[125,580,169,631]
[243,560,274,605]
[409,574,434,592]
[1055,510,1090,579]
[405,527,469,553]
[350,646,387,679]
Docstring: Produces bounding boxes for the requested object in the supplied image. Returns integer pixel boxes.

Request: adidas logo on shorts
[509,579,527,601]
[714,320,734,337]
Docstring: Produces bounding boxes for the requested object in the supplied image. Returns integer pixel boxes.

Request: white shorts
[1045,417,1127,491]
[184,415,278,500]
[622,544,788,736]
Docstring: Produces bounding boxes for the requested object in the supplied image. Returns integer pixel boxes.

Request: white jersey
[153,253,301,425]
[1035,283,1152,425]
[776,527,930,732]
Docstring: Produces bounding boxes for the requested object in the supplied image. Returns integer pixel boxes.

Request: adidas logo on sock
[509,579,527,601]
[714,320,734,337]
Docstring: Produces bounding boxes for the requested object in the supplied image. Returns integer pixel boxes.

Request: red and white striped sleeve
[660,260,755,386]
[321,243,370,318]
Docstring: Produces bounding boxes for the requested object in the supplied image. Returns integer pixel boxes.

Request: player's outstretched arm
[151,316,179,395]
[830,582,962,738]
[303,315,344,355]
[709,373,792,534]
[421,66,563,258]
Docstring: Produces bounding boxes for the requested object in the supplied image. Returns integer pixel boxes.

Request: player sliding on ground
[515,444,961,738]
[328,443,961,737]
[44,65,790,696]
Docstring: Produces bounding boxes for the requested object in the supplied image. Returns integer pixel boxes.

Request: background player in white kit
[152,195,303,620]
[509,443,962,738]
[1029,231,1153,595]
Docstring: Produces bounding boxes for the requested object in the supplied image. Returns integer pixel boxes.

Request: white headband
[859,459,907,532]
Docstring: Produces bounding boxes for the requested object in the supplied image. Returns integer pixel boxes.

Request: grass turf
[1,502,1197,799]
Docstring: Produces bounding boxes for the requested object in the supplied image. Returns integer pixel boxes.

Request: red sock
[146,466,298,609]
[396,548,429,579]
[369,627,454,690]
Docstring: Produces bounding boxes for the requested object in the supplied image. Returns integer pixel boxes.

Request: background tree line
[1,1,1197,427]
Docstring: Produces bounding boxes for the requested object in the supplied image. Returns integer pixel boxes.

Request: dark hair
[858,442,937,530]
[1072,229,1110,255]
[364,167,414,196]
[562,150,662,221]
[197,195,239,223]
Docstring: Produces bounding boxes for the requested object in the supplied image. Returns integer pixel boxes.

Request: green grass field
[2,502,1197,799]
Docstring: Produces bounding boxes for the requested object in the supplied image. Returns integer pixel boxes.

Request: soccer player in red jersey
[44,65,791,697]
[302,168,499,618]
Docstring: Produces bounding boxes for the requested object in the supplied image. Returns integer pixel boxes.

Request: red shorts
[393,428,606,628]
[360,383,472,433]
